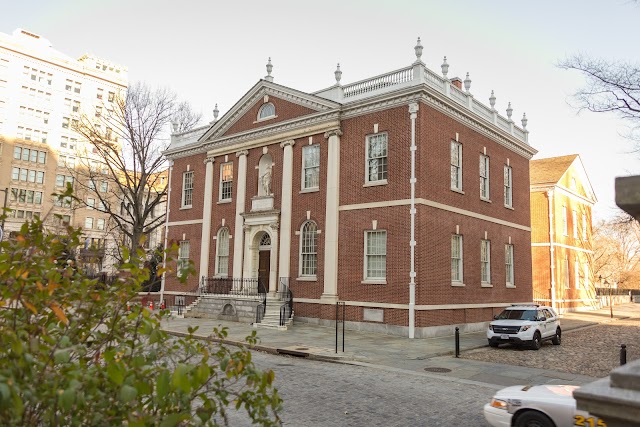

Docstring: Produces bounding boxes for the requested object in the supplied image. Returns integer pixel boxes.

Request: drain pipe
[408,102,419,339]
[159,159,174,305]
[547,189,556,310]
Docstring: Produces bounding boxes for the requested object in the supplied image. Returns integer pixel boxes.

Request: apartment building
[162,39,537,337]
[0,28,128,273]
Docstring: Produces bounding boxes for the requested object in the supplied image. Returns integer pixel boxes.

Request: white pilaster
[199,155,215,281]
[278,140,295,286]
[408,102,419,339]
[269,222,279,295]
[233,150,249,282]
[322,129,342,302]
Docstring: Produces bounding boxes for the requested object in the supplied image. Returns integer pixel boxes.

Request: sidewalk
[160,303,638,387]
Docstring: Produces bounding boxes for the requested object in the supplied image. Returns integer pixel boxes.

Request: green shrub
[0,217,282,426]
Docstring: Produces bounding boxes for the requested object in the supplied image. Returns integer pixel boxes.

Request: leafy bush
[0,217,282,426]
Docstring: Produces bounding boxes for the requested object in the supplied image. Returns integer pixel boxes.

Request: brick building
[161,40,537,338]
[530,154,597,312]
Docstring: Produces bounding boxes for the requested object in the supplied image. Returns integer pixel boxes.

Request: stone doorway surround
[241,208,280,296]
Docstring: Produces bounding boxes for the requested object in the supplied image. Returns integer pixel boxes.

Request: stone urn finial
[464,72,471,93]
[213,103,219,121]
[521,113,528,129]
[335,63,342,85]
[414,37,423,62]
[441,56,449,79]
[506,102,513,121]
[171,121,178,133]
[489,90,496,110]
[265,57,274,82]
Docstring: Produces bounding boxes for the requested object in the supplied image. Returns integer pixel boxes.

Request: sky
[2,0,639,220]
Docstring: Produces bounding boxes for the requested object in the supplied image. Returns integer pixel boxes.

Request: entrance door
[258,250,270,293]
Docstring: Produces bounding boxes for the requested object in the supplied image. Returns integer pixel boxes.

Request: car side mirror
[538,316,546,322]
[493,314,499,320]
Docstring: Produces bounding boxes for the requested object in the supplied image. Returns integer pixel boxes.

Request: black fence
[201,277,267,297]
[595,288,640,296]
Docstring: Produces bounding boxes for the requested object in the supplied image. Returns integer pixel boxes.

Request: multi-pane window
[365,230,387,280]
[481,239,491,284]
[479,154,490,200]
[366,133,388,183]
[97,218,105,231]
[575,257,580,289]
[451,234,463,283]
[300,221,318,277]
[182,171,194,207]
[562,206,568,236]
[573,209,578,238]
[258,103,275,119]
[85,217,94,229]
[582,213,588,241]
[451,141,462,190]
[178,241,190,276]
[504,165,512,207]
[220,162,233,200]
[87,198,95,209]
[505,244,514,286]
[584,262,590,289]
[302,145,320,189]
[564,257,570,289]
[216,228,230,276]
[56,174,73,187]
[99,181,108,193]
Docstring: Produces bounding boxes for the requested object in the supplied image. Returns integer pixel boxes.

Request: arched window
[259,233,271,248]
[300,221,317,277]
[216,228,230,276]
[258,103,275,120]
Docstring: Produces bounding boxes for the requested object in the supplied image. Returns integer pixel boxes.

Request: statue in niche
[261,164,272,195]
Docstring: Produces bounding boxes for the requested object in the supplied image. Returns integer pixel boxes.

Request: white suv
[487,304,561,350]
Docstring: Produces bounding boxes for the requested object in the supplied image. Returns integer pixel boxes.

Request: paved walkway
[161,303,639,387]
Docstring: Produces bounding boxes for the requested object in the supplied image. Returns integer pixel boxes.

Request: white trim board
[294,298,531,310]
[166,219,204,227]
[339,198,531,231]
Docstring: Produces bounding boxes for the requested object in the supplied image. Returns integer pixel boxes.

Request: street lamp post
[0,187,8,241]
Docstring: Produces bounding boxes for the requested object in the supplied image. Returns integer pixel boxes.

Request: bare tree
[72,82,201,262]
[558,55,640,144]
[592,212,640,288]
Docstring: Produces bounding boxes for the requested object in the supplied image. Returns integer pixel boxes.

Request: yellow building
[530,154,598,312]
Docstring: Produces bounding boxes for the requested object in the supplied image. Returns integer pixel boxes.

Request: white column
[408,102,419,339]
[199,155,215,281]
[322,129,342,302]
[547,189,556,310]
[269,223,279,295]
[278,140,295,286]
[159,160,174,304]
[233,150,249,286]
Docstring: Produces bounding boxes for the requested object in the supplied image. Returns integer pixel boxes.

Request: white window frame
[215,228,230,277]
[451,141,463,191]
[480,154,490,200]
[562,206,568,236]
[564,256,570,289]
[365,133,388,184]
[364,230,387,282]
[505,244,514,287]
[178,240,190,276]
[582,213,587,241]
[302,144,320,190]
[572,209,578,238]
[584,262,590,289]
[504,165,512,208]
[182,171,194,208]
[451,234,463,284]
[85,217,94,229]
[299,221,318,278]
[481,239,491,285]
[574,257,580,289]
[257,103,275,120]
[219,162,233,201]
[96,218,105,231]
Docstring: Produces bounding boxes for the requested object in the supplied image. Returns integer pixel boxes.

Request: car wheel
[530,332,542,350]
[551,328,561,345]
[489,340,499,348]
[514,410,555,427]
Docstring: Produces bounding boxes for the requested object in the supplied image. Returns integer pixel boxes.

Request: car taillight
[489,398,507,410]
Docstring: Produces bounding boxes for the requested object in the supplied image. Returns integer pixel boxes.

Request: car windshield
[496,309,537,320]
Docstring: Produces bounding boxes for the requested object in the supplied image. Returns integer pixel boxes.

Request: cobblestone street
[462,316,640,378]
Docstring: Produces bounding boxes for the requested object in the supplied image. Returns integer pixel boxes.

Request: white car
[484,384,608,427]
[487,304,561,350]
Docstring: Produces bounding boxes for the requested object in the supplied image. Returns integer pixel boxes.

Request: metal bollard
[621,344,627,366]
[455,327,460,358]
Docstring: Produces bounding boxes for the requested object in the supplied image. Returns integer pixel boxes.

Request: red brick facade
[163,73,536,337]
